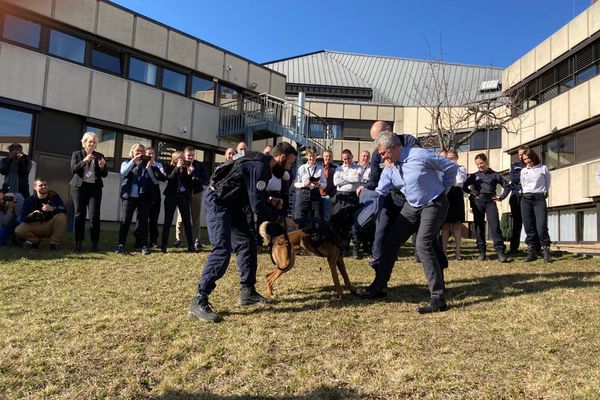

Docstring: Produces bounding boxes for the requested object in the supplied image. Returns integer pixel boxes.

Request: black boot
[189,292,222,322]
[542,246,551,263]
[477,251,486,261]
[525,246,537,262]
[74,241,82,252]
[353,246,362,260]
[497,249,508,263]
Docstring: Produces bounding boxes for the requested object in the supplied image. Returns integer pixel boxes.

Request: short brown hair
[475,153,488,162]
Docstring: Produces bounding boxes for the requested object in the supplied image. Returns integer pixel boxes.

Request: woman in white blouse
[441,150,467,260]
[520,148,552,263]
[293,148,326,223]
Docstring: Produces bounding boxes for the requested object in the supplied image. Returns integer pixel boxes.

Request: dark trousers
[134,200,161,246]
[520,194,551,248]
[294,189,323,223]
[71,182,102,242]
[162,195,193,250]
[119,197,150,246]
[508,193,522,252]
[370,195,402,267]
[333,192,360,247]
[472,197,505,253]
[372,195,449,300]
[198,190,257,295]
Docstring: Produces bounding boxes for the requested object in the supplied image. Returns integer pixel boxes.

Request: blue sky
[112,0,592,67]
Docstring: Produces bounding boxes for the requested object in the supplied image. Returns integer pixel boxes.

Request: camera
[140,155,151,163]
[3,195,14,203]
[308,176,320,183]
[184,160,192,167]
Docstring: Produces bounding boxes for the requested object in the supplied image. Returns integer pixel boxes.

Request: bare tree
[409,43,526,151]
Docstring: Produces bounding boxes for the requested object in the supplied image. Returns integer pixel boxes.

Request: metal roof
[264,50,503,107]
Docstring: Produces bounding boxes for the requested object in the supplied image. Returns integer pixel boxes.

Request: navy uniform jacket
[508,161,525,193]
[366,133,420,190]
[190,160,208,194]
[462,169,511,201]
[215,156,277,223]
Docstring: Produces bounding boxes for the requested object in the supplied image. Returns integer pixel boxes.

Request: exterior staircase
[218,93,334,154]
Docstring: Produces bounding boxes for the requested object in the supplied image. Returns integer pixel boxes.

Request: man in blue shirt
[362,131,458,314]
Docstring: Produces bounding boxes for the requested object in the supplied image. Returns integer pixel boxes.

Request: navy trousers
[520,193,551,248]
[198,189,257,295]
[472,196,505,253]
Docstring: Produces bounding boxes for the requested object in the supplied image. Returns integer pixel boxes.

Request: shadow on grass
[220,270,600,317]
[150,385,362,400]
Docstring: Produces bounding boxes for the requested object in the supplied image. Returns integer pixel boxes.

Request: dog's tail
[259,221,272,242]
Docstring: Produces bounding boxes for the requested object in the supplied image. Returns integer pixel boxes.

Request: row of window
[514,37,600,112]
[547,208,597,243]
[0,12,243,106]
[509,121,600,171]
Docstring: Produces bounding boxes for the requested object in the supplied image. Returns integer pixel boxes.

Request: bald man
[236,142,248,153]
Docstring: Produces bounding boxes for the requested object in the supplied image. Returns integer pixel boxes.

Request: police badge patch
[256,181,266,191]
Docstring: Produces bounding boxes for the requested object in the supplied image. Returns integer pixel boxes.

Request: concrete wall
[1,0,285,98]
[503,1,600,90]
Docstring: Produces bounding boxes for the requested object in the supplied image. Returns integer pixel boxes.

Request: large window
[0,106,33,154]
[460,127,502,151]
[2,14,41,48]
[49,29,86,63]
[85,126,117,170]
[129,57,157,86]
[543,134,574,170]
[91,45,122,75]
[162,68,187,94]
[218,84,241,105]
[191,75,215,104]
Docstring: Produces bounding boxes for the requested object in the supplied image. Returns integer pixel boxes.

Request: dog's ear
[266,222,285,238]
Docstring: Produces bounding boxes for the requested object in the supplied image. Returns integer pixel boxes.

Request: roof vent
[479,80,501,93]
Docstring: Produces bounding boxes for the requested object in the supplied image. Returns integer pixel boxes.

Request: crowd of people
[1,123,558,320]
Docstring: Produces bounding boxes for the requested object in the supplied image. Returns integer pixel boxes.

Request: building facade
[0,0,285,223]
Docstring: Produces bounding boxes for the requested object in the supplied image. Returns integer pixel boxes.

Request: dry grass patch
[1,239,599,399]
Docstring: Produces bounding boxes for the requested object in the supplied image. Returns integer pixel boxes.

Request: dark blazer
[163,164,193,198]
[70,149,108,187]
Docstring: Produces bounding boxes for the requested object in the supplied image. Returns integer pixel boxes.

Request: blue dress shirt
[376,147,458,208]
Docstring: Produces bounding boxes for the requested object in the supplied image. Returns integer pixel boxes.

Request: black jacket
[163,164,193,198]
[0,155,32,197]
[70,149,108,188]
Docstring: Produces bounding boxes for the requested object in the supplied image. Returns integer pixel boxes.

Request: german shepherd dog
[259,206,359,298]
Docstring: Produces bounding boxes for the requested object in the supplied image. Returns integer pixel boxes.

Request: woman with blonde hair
[161,150,195,253]
[69,131,108,252]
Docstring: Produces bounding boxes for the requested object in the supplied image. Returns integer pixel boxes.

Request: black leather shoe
[417,299,447,314]
[360,288,387,300]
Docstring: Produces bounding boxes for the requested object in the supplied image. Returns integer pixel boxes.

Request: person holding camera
[0,184,24,246]
[333,149,363,259]
[161,151,195,253]
[70,132,108,252]
[174,146,207,251]
[293,148,326,225]
[115,144,155,255]
[134,147,166,249]
[1,143,32,198]
[15,178,67,249]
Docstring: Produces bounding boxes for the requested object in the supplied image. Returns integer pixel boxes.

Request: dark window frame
[47,27,87,65]
[1,13,43,51]
[191,74,217,105]
[160,66,189,96]
[90,42,125,76]
[0,102,36,157]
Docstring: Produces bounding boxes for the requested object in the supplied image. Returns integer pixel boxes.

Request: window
[0,106,33,154]
[582,209,598,242]
[191,76,215,104]
[575,124,600,163]
[85,126,117,170]
[575,64,596,84]
[544,134,574,170]
[2,14,41,48]
[559,211,577,242]
[121,134,152,159]
[218,84,240,105]
[469,128,502,151]
[129,57,157,85]
[49,29,86,63]
[162,68,187,94]
[91,45,122,75]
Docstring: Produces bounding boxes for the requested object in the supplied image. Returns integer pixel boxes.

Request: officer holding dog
[189,142,297,323]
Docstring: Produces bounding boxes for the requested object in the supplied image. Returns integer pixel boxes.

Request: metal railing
[219,93,334,153]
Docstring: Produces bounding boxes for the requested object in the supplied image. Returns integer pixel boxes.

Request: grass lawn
[1,237,599,399]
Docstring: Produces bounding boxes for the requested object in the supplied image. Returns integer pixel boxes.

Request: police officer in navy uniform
[463,153,511,262]
[189,142,298,323]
